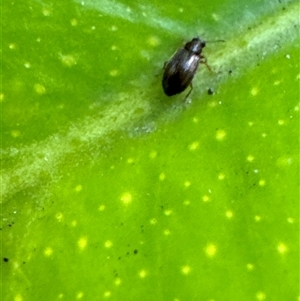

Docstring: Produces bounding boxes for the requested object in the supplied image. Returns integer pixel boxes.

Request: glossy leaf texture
[1,0,299,300]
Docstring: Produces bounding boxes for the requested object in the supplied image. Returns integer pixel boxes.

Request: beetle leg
[184,83,193,100]
[200,55,213,72]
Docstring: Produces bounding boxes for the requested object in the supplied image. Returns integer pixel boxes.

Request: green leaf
[1,0,299,300]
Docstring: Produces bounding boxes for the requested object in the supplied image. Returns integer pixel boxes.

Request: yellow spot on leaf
[205,243,217,257]
[259,179,266,186]
[44,247,53,257]
[216,129,227,141]
[14,294,23,301]
[277,242,288,254]
[164,209,172,216]
[159,173,166,181]
[104,240,113,248]
[120,192,132,205]
[218,173,225,180]
[127,158,134,163]
[34,83,46,94]
[98,205,105,211]
[149,151,157,158]
[78,237,87,250]
[188,141,199,150]
[11,130,21,138]
[202,195,210,202]
[104,291,111,298]
[56,212,64,222]
[247,155,254,162]
[256,291,266,300]
[150,218,157,225]
[251,87,259,96]
[184,181,191,187]
[255,215,261,222]
[71,19,78,26]
[75,185,82,192]
[9,43,17,49]
[147,36,160,47]
[247,263,254,271]
[109,69,119,76]
[139,270,147,278]
[59,53,77,67]
[42,7,52,16]
[181,265,191,275]
[287,217,294,224]
[76,292,84,299]
[115,278,122,286]
[226,210,233,219]
[183,200,190,205]
[278,119,285,125]
[164,229,171,236]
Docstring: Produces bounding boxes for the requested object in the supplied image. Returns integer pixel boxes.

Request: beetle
[162,37,215,99]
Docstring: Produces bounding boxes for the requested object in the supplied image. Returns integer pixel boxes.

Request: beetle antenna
[205,39,225,43]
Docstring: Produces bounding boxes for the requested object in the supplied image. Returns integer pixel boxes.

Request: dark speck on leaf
[208,88,214,95]
[134,249,138,254]
[3,258,9,262]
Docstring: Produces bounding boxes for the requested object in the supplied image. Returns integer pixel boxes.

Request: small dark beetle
[162,37,214,99]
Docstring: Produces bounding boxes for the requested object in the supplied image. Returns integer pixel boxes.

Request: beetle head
[184,38,206,55]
